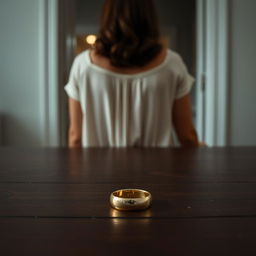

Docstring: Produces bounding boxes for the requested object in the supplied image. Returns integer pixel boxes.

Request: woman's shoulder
[69,50,92,77]
[165,49,190,76]
[73,50,90,66]
[166,49,186,67]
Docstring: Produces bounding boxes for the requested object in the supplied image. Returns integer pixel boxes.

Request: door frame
[39,0,76,147]
[39,0,60,147]
[196,0,230,146]
[42,0,230,147]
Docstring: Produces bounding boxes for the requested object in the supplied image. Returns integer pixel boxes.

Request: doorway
[59,0,197,146]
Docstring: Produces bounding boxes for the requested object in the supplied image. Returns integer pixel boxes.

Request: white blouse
[65,49,194,147]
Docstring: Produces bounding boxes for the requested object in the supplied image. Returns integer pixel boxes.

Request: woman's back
[65,0,199,148]
[65,48,194,147]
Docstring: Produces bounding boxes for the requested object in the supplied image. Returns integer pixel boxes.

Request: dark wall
[76,0,103,28]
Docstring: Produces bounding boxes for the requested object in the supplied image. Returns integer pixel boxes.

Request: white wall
[0,0,42,146]
[229,0,256,145]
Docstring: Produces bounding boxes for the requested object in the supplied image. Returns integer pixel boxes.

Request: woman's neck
[90,48,167,75]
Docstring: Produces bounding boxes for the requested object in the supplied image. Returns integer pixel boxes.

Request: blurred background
[0,0,256,147]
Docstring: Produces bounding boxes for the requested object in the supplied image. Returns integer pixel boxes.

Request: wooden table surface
[0,147,256,255]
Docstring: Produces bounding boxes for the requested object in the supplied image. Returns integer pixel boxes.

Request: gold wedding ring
[110,189,152,211]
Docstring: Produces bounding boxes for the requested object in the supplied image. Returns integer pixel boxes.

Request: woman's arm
[172,95,200,147]
[68,98,83,148]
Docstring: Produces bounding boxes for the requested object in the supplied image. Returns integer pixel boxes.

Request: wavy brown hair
[95,0,163,67]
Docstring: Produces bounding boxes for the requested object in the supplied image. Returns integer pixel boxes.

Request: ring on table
[110,189,152,211]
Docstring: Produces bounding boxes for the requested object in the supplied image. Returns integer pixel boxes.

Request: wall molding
[196,0,206,142]
[39,0,60,147]
[197,0,229,146]
[215,0,229,146]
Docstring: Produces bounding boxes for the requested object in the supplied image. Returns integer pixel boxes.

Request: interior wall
[229,0,256,145]
[0,0,42,146]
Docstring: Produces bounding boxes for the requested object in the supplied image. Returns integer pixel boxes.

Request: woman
[65,0,200,147]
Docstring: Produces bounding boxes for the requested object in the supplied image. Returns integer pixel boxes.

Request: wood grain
[1,182,256,217]
[0,217,256,256]
[0,147,256,183]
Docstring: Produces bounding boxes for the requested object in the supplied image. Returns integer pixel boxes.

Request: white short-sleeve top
[65,49,194,147]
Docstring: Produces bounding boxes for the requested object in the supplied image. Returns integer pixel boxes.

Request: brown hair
[95,0,163,67]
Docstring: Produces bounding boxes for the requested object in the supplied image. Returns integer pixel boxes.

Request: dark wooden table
[0,147,256,255]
